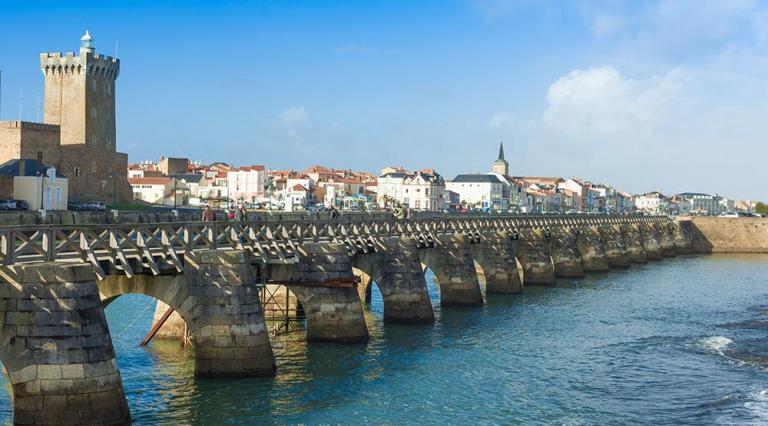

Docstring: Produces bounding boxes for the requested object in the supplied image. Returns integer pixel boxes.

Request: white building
[446,174,504,210]
[377,169,446,211]
[129,177,188,206]
[0,159,68,210]
[284,184,309,212]
[635,192,668,214]
[227,165,266,203]
[675,193,731,215]
[169,174,209,205]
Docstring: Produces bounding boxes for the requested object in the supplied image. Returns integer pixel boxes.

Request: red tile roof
[128,177,172,185]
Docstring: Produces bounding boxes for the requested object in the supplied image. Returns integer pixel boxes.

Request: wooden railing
[0,214,670,278]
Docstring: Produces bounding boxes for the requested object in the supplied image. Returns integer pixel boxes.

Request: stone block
[9,364,37,384]
[17,263,93,284]
[37,365,62,380]
[43,395,69,410]
[15,395,43,411]
[61,363,85,379]
[199,250,249,265]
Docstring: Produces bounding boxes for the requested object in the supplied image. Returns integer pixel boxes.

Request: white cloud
[489,111,514,130]
[590,11,622,36]
[542,66,684,135]
[279,106,309,126]
[279,106,312,140]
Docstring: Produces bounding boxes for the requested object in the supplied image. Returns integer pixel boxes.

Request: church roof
[451,174,502,184]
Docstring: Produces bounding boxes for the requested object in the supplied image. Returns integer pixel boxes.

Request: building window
[74,168,80,178]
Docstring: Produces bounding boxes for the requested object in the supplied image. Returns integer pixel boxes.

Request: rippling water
[1,254,768,424]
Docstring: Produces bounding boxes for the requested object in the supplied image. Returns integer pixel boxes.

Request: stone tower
[41,30,119,150]
[492,142,509,176]
[37,31,130,202]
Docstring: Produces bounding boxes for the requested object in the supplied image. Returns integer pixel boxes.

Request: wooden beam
[140,307,174,347]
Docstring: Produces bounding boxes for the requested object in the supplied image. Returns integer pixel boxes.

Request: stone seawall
[689,217,768,253]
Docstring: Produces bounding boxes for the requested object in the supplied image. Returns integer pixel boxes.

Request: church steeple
[492,141,509,176]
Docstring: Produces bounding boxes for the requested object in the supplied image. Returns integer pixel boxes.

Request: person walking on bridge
[329,204,340,221]
[234,203,246,223]
[201,205,215,222]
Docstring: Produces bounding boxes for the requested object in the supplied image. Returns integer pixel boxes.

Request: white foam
[699,336,733,355]
[744,389,768,421]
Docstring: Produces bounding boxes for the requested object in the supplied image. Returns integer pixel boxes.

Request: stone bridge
[0,213,694,424]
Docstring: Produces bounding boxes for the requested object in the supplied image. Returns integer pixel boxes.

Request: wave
[698,336,733,356]
[744,389,768,421]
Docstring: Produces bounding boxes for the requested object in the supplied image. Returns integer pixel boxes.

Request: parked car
[0,200,14,210]
[13,200,28,211]
[718,211,739,218]
[79,201,106,211]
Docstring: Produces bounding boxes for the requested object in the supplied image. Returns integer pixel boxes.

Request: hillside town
[121,143,758,217]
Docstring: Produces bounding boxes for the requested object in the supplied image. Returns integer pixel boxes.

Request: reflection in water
[0,255,767,423]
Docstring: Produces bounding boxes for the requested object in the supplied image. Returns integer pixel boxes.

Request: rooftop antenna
[115,41,119,57]
[18,90,23,122]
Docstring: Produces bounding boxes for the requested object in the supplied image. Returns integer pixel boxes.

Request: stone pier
[673,220,694,254]
[516,229,556,285]
[352,237,435,323]
[640,223,663,260]
[657,223,677,257]
[0,263,131,425]
[600,225,630,268]
[624,224,648,263]
[548,227,585,278]
[577,226,610,272]
[472,231,524,294]
[100,250,277,377]
[270,243,369,343]
[420,234,484,305]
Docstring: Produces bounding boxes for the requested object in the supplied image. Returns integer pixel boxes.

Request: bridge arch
[470,230,525,294]
[418,234,484,306]
[351,248,434,324]
[98,274,196,344]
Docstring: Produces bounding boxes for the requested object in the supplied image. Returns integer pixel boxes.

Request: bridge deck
[0,214,668,279]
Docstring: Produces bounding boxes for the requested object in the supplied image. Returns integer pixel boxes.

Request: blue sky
[0,0,765,199]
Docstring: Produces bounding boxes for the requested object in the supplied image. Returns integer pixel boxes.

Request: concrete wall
[689,217,768,253]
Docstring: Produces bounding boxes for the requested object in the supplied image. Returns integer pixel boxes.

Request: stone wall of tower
[0,122,60,166]
[37,46,130,203]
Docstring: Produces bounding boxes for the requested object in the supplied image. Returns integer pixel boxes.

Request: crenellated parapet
[40,50,120,79]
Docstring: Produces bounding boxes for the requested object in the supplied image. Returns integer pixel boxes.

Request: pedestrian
[329,204,340,220]
[235,203,247,243]
[235,203,246,223]
[201,205,215,222]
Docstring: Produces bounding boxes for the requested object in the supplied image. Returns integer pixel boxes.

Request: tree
[756,202,768,215]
